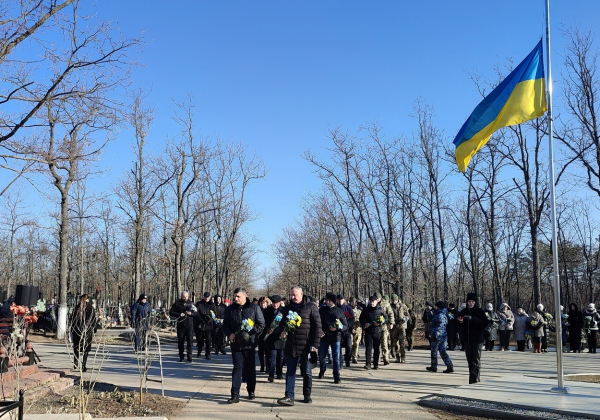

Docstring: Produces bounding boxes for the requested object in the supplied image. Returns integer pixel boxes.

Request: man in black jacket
[222,287,265,404]
[337,294,354,368]
[195,292,215,359]
[169,291,195,362]
[263,295,284,382]
[319,293,348,383]
[458,292,487,384]
[277,286,321,407]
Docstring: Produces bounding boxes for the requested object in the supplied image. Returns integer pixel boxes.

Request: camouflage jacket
[380,300,395,331]
[391,301,410,330]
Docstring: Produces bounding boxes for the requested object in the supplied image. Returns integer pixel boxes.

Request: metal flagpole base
[550,386,570,394]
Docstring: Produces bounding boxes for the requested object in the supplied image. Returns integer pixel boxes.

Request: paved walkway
[30,341,600,419]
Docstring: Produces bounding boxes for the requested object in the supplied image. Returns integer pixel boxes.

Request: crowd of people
[124,288,600,405]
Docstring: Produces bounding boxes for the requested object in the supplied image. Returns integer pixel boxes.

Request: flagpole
[545,0,568,394]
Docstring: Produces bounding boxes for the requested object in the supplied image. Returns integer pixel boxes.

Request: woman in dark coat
[567,303,584,353]
[359,295,387,370]
[69,294,97,372]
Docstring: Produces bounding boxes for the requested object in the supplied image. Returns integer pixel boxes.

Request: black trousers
[341,331,352,365]
[73,334,92,369]
[258,338,266,369]
[499,330,511,350]
[464,341,483,384]
[365,332,381,367]
[177,326,193,359]
[213,327,225,352]
[516,340,526,351]
[231,349,256,397]
[196,329,212,357]
[267,346,284,378]
[447,332,458,350]
[406,328,414,349]
[587,332,598,353]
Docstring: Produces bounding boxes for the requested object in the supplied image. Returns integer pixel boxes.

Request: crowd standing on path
[117,287,600,406]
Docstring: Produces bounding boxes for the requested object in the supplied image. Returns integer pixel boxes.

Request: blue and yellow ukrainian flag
[453,40,547,172]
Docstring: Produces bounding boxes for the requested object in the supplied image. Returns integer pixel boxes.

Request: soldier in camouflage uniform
[349,297,362,363]
[377,293,395,365]
[390,294,409,363]
[405,304,417,351]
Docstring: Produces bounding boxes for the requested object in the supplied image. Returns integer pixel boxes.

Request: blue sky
[25,1,600,274]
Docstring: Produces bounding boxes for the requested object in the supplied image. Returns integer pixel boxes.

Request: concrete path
[30,342,600,419]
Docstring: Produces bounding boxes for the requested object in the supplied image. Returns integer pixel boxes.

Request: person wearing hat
[169,291,196,362]
[336,294,354,368]
[359,295,387,370]
[222,287,265,404]
[426,301,453,373]
[583,303,599,353]
[405,303,417,351]
[195,292,216,360]
[458,293,487,383]
[318,293,348,383]
[534,303,550,353]
[497,303,514,351]
[130,294,151,352]
[378,293,395,365]
[390,294,409,363]
[348,297,362,363]
[263,295,284,381]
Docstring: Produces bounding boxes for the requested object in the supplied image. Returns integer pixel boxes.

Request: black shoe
[345,361,350,367]
[187,358,193,363]
[426,366,437,372]
[276,375,283,380]
[373,365,379,370]
[248,392,255,400]
[334,377,341,384]
[443,366,454,373]
[268,376,274,382]
[82,367,87,373]
[197,352,201,358]
[206,355,211,360]
[363,364,371,370]
[260,366,265,372]
[303,396,312,404]
[318,370,324,379]
[179,357,184,362]
[221,350,227,355]
[227,396,239,404]
[383,360,390,366]
[277,397,294,406]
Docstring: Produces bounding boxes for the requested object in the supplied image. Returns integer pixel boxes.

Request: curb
[419,396,597,420]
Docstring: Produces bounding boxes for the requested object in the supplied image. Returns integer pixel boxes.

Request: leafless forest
[0,2,599,337]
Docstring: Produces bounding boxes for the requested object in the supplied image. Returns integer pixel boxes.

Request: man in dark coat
[169,291,196,362]
[337,294,354,368]
[212,294,227,355]
[130,294,151,352]
[277,286,321,406]
[195,292,216,359]
[263,295,284,381]
[319,293,348,383]
[458,292,487,384]
[222,287,265,404]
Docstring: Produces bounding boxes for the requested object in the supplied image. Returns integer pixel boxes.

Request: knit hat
[466,292,477,302]
[425,300,434,308]
[435,301,446,310]
[588,303,596,310]
[349,297,356,303]
[406,303,413,309]
[369,294,379,302]
[138,294,147,301]
[271,295,282,303]
[374,292,382,300]
[537,303,544,311]
[391,294,399,302]
[485,303,493,311]
[224,298,230,304]
[326,293,337,303]
[382,294,389,301]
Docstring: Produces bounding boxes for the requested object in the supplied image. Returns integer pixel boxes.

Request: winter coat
[222,298,265,351]
[359,304,387,335]
[319,305,348,343]
[262,305,283,348]
[513,313,529,341]
[277,296,321,357]
[406,308,417,331]
[69,302,97,342]
[422,309,434,337]
[213,303,226,326]
[484,310,500,341]
[195,300,216,332]
[130,301,151,329]
[391,301,410,330]
[447,308,458,336]
[498,307,514,331]
[527,311,546,338]
[169,299,195,330]
[430,307,449,341]
[583,308,600,331]
[458,304,487,344]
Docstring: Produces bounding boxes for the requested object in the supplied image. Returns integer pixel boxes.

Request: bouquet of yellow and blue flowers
[284,311,302,333]
[561,313,569,327]
[263,313,283,340]
[329,318,343,331]
[210,310,222,325]
[233,318,255,343]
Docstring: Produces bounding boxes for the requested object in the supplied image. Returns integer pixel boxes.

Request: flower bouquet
[448,313,455,320]
[275,311,302,349]
[233,318,255,343]
[330,318,343,331]
[263,313,283,340]
[544,312,553,321]
[561,313,569,327]
[210,310,222,325]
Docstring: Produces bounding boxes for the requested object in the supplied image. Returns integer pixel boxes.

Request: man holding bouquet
[263,295,285,381]
[222,287,265,404]
[277,286,321,406]
[318,293,348,383]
